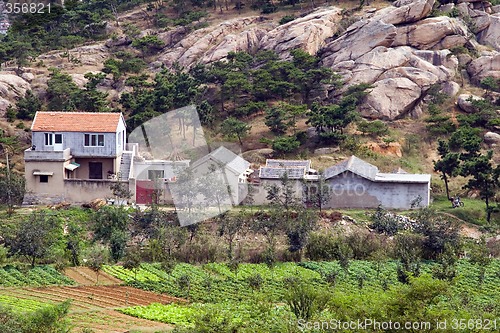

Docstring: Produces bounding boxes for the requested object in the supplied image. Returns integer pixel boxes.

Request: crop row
[104,262,324,303]
[0,295,48,312]
[0,266,75,287]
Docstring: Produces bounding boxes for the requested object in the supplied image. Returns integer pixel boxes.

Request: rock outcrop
[484,131,500,145]
[259,7,342,58]
[158,16,274,68]
[10,0,498,123]
[320,0,463,119]
[457,93,484,113]
[0,74,31,113]
[467,52,500,84]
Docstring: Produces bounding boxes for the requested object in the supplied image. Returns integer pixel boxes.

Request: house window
[84,134,105,147]
[39,175,49,183]
[44,133,53,146]
[148,170,164,180]
[54,134,63,144]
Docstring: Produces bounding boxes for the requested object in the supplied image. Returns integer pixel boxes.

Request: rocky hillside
[0,0,499,163]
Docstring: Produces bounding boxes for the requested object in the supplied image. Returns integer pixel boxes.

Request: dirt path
[64,266,123,286]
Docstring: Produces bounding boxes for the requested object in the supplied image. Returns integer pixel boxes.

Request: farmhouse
[250,156,431,210]
[23,112,253,206]
[322,156,430,209]
[24,112,130,204]
[251,159,318,205]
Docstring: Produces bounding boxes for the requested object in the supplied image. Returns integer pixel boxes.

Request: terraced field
[64,266,123,286]
[0,267,183,332]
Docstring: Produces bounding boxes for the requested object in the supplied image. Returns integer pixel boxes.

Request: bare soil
[0,285,183,332]
[64,266,123,286]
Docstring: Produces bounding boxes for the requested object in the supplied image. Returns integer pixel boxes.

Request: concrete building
[251,159,318,205]
[250,156,430,210]
[24,112,130,204]
[322,156,431,209]
[23,112,253,206]
[189,146,252,207]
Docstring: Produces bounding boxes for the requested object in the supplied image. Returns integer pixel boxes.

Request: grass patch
[431,196,499,226]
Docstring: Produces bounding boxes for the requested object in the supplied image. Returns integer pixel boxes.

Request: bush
[369,206,401,236]
[272,136,300,154]
[305,233,352,263]
[279,15,295,25]
[357,119,388,137]
[345,231,385,260]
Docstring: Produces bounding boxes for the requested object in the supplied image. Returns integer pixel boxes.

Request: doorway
[89,162,103,179]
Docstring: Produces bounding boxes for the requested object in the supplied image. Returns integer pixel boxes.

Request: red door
[136,180,155,204]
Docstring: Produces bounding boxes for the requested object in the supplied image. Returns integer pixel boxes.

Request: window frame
[54,133,63,144]
[84,133,105,147]
[44,133,53,146]
[148,170,165,180]
[39,175,49,183]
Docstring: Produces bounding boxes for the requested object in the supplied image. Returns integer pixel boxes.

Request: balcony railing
[24,148,71,161]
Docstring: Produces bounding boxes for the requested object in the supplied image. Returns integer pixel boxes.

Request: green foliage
[461,150,499,223]
[357,119,388,137]
[279,15,295,25]
[4,211,63,267]
[121,67,201,129]
[307,83,372,144]
[434,139,461,200]
[285,209,318,255]
[271,136,300,154]
[411,208,461,260]
[284,280,329,321]
[220,117,251,145]
[0,300,71,333]
[46,68,80,111]
[15,90,42,120]
[1,0,133,62]
[0,266,74,287]
[395,233,423,284]
[264,105,287,134]
[132,35,164,57]
[92,206,129,261]
[369,205,401,236]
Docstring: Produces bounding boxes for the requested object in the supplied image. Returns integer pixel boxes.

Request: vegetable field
[0,265,75,287]
[106,260,500,331]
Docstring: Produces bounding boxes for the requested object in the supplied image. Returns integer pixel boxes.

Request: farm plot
[64,266,123,286]
[0,285,183,332]
[0,265,75,287]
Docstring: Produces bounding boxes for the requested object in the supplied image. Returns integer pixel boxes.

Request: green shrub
[279,15,295,25]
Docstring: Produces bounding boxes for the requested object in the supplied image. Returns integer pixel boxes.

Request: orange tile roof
[31,112,124,133]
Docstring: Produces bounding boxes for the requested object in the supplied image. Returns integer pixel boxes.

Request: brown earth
[64,266,123,286]
[0,284,183,332]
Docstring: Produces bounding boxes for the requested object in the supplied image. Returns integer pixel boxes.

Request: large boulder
[0,74,30,100]
[360,77,421,120]
[478,14,500,51]
[158,16,274,68]
[259,7,342,58]
[484,131,500,145]
[457,93,484,113]
[157,26,191,48]
[467,52,500,84]
[456,3,491,33]
[339,46,412,85]
[105,35,132,48]
[377,0,435,25]
[321,19,397,65]
[392,17,468,50]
